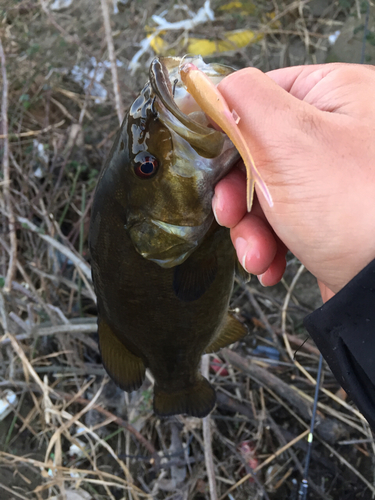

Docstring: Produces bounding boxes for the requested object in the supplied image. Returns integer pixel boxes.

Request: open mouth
[149,56,231,159]
[149,55,273,211]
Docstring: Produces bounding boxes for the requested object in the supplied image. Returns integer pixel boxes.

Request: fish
[89,56,252,418]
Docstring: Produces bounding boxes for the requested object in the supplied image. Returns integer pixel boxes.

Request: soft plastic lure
[179,61,273,211]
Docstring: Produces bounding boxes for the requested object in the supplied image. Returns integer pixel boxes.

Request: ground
[1,1,375,499]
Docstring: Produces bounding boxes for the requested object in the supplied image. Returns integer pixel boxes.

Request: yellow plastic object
[149,34,168,54]
[187,30,262,56]
[148,29,263,57]
[219,1,244,11]
[218,1,257,14]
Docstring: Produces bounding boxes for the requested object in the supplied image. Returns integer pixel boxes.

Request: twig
[279,266,360,428]
[201,354,218,500]
[220,430,309,500]
[44,378,106,461]
[360,0,371,59]
[0,119,65,139]
[223,349,313,422]
[5,332,59,419]
[255,429,310,473]
[100,0,124,124]
[0,40,17,292]
[0,379,160,469]
[288,355,367,427]
[0,452,151,498]
[0,482,29,500]
[16,216,92,282]
[0,321,97,345]
[281,263,305,360]
[39,0,78,45]
[275,330,320,356]
[318,437,375,494]
[33,321,97,336]
[0,236,57,321]
[53,390,160,467]
[267,413,304,475]
[21,365,104,376]
[244,284,287,360]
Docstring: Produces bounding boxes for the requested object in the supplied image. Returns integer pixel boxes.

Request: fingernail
[235,237,249,272]
[257,273,267,287]
[212,194,222,225]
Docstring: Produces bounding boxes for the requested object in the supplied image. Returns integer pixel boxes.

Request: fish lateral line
[179,61,273,211]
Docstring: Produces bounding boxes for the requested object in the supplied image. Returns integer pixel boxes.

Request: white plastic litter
[50,0,73,10]
[113,0,128,14]
[128,0,214,74]
[152,0,214,30]
[0,390,18,421]
[33,139,49,163]
[50,489,92,500]
[328,30,341,45]
[71,57,124,103]
[33,139,49,178]
[68,440,86,458]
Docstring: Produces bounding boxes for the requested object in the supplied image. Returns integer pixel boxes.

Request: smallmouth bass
[89,57,250,418]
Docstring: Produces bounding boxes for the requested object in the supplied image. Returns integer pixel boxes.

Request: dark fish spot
[120,140,125,150]
[173,253,218,302]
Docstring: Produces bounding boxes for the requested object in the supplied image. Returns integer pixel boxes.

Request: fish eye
[134,152,159,179]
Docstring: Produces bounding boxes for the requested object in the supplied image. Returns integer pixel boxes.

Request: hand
[213,63,375,300]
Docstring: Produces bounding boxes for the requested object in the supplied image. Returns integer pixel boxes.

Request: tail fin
[153,376,216,418]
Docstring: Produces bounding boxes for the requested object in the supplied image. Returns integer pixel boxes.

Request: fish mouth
[149,56,238,163]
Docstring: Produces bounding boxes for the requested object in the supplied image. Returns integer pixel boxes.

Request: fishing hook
[293,337,309,359]
[172,78,178,97]
[150,96,157,117]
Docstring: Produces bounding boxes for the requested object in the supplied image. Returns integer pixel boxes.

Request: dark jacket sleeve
[303,259,375,430]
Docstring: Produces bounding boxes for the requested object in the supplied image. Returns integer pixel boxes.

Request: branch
[100,0,124,124]
[16,216,92,283]
[0,40,17,292]
[201,354,218,500]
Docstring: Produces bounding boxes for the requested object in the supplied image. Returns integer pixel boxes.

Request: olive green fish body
[89,57,248,417]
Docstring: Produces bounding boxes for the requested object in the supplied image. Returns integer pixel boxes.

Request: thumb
[217,67,320,158]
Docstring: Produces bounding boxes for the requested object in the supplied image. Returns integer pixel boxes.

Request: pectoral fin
[235,258,251,283]
[98,320,145,392]
[205,313,248,353]
[173,251,217,301]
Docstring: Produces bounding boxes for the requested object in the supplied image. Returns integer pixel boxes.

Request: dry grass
[1,1,374,499]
